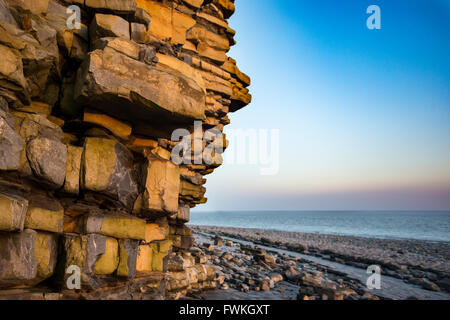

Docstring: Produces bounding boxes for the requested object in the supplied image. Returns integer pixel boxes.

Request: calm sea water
[189,211,450,242]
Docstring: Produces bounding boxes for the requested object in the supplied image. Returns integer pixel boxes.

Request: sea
[189,211,450,242]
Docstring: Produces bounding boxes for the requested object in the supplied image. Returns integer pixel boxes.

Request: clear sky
[195,0,450,211]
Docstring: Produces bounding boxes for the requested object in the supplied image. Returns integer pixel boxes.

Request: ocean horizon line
[189,210,450,243]
[192,209,450,213]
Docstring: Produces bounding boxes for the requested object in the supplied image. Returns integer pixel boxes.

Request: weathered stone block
[171,225,192,237]
[63,145,83,195]
[63,214,83,234]
[0,43,29,105]
[183,40,198,53]
[193,264,207,282]
[222,57,251,87]
[85,0,137,14]
[0,193,28,232]
[74,47,206,137]
[197,43,227,64]
[82,137,116,192]
[141,159,180,214]
[130,22,147,43]
[180,167,205,185]
[34,232,58,279]
[24,198,64,233]
[0,97,12,122]
[92,37,142,60]
[215,0,235,19]
[183,0,203,9]
[0,0,252,297]
[117,239,139,278]
[136,244,152,274]
[187,25,230,51]
[0,115,24,171]
[127,136,158,150]
[0,230,36,287]
[144,223,168,243]
[147,146,171,161]
[180,180,206,200]
[16,101,52,115]
[135,0,195,44]
[58,234,120,281]
[196,11,229,30]
[83,110,132,140]
[168,254,188,272]
[83,212,146,240]
[0,0,17,26]
[200,70,232,96]
[90,13,130,42]
[134,7,151,28]
[82,137,139,209]
[26,136,67,188]
[0,17,58,105]
[0,229,57,288]
[186,266,199,284]
[230,85,252,112]
[14,112,63,142]
[5,0,49,14]
[167,271,190,291]
[170,234,193,250]
[59,234,88,278]
[177,204,190,223]
[3,15,58,100]
[156,53,206,93]
[204,265,217,281]
[151,240,172,272]
[93,236,119,275]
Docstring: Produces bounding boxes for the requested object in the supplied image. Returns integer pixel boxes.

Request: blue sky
[195,0,450,211]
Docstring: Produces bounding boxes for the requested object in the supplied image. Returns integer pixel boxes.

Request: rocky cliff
[0,0,250,299]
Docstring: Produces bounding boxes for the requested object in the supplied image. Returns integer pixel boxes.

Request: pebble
[192,225,450,298]
[190,229,403,300]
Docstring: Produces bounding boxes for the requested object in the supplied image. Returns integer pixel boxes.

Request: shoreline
[190,225,450,299]
[189,223,450,244]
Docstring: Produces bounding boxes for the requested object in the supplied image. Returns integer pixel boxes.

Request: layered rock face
[0,0,250,299]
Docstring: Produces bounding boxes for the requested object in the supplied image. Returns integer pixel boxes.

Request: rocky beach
[188,225,450,300]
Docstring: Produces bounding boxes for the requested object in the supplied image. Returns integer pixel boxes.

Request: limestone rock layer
[0,0,250,299]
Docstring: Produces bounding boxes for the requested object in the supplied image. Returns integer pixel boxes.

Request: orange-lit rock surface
[0,0,251,300]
